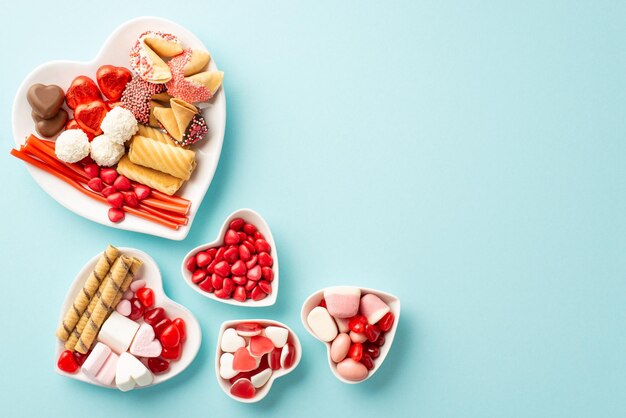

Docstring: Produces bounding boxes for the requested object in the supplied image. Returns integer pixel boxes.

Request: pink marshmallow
[82,342,111,380]
[323,286,361,318]
[95,352,119,386]
[115,299,131,316]
[122,290,134,300]
[360,294,390,324]
[130,279,146,292]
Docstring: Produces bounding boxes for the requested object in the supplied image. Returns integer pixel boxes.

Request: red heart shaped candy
[230,378,256,399]
[96,65,132,101]
[249,335,274,357]
[74,100,108,136]
[232,347,257,372]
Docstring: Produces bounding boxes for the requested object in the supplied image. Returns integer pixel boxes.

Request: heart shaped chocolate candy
[32,109,68,138]
[27,83,65,119]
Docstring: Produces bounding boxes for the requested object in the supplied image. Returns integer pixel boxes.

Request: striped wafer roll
[110,257,144,313]
[117,155,184,196]
[56,245,120,341]
[74,255,132,354]
[129,135,196,180]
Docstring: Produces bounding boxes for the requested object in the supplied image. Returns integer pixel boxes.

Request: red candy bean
[128,298,145,320]
[230,218,245,231]
[348,342,363,362]
[143,307,166,326]
[225,229,239,245]
[148,357,170,374]
[161,344,182,360]
[377,312,395,332]
[360,353,375,370]
[348,316,367,334]
[364,344,380,359]
[254,239,271,254]
[136,287,154,308]
[191,269,207,284]
[154,318,172,337]
[243,223,257,235]
[364,324,381,343]
[159,323,181,348]
[173,318,186,342]
[258,252,273,267]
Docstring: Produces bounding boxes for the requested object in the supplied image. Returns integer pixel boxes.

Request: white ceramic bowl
[300,286,400,384]
[55,247,201,390]
[181,208,279,307]
[12,16,226,240]
[215,319,302,403]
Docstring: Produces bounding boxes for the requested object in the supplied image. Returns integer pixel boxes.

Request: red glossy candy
[83,163,100,178]
[238,244,251,261]
[224,246,239,263]
[231,260,247,276]
[57,350,79,373]
[232,275,246,286]
[102,185,116,197]
[222,277,235,295]
[214,261,231,277]
[87,177,103,192]
[136,287,155,308]
[375,333,386,347]
[348,316,367,334]
[242,241,256,255]
[173,318,186,342]
[113,175,131,191]
[72,350,90,366]
[161,344,182,360]
[243,223,257,235]
[230,218,245,231]
[251,286,267,301]
[236,322,263,336]
[258,252,273,267]
[230,378,256,399]
[377,312,395,332]
[198,277,214,293]
[237,232,247,243]
[318,299,327,308]
[191,269,207,284]
[159,323,181,348]
[154,318,172,337]
[282,343,296,369]
[364,323,381,343]
[253,231,264,240]
[206,260,216,274]
[207,248,218,258]
[245,255,258,269]
[211,273,224,290]
[196,251,212,267]
[214,287,230,299]
[247,265,262,281]
[148,358,170,374]
[361,353,375,370]
[249,335,274,356]
[224,229,239,245]
[215,247,226,262]
[257,280,272,295]
[245,279,257,291]
[143,307,166,326]
[233,347,257,372]
[348,342,363,362]
[268,348,282,370]
[233,286,247,302]
[254,239,271,254]
[228,371,253,384]
[364,344,380,359]
[261,267,274,282]
[128,298,145,320]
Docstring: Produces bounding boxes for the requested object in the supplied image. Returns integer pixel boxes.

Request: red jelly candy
[377,312,395,332]
[161,344,182,360]
[198,277,214,293]
[243,223,257,235]
[348,316,367,334]
[257,280,272,295]
[230,378,256,399]
[282,343,296,369]
[268,348,282,370]
[236,322,263,336]
[224,229,239,245]
[364,323,381,343]
[224,246,239,263]
[254,239,271,254]
[249,335,274,356]
[154,318,172,337]
[57,350,79,373]
[128,298,145,320]
[212,273,224,290]
[136,287,155,308]
[196,251,212,267]
[143,307,166,326]
[364,344,380,359]
[375,333,386,347]
[173,318,186,343]
[159,323,181,348]
[361,353,375,370]
[148,358,170,374]
[230,218,245,231]
[229,371,253,384]
[72,350,90,366]
[261,267,274,282]
[233,347,257,372]
[348,342,363,362]
[191,269,207,284]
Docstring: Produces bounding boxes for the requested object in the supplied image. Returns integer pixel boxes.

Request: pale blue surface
[1,1,625,417]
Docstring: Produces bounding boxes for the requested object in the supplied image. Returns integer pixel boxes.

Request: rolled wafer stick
[74,256,132,353]
[110,257,143,312]
[56,245,120,341]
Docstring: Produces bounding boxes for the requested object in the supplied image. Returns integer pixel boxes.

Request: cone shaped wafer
[186,71,224,95]
[56,245,120,341]
[149,101,166,128]
[152,98,198,142]
[117,155,185,196]
[75,255,132,354]
[184,49,211,76]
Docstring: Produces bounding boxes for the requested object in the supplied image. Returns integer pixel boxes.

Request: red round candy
[57,350,79,373]
[136,287,155,308]
[148,358,170,374]
[159,323,181,348]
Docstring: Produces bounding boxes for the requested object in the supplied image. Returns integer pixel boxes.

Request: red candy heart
[148,357,170,374]
[96,65,132,101]
[249,335,274,357]
[143,307,166,326]
[128,297,144,320]
[161,344,182,360]
[377,312,395,332]
[173,318,186,343]
[232,347,257,372]
[136,287,155,308]
[65,75,102,110]
[159,323,181,348]
[230,378,256,399]
[57,350,79,373]
[74,99,108,136]
[235,322,263,336]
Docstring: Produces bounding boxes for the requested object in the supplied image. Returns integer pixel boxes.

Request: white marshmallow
[98,311,140,354]
[219,353,238,379]
[115,352,153,392]
[220,328,246,353]
[307,306,338,342]
[264,326,289,348]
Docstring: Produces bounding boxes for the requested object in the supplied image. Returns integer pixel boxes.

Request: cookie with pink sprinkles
[166,49,217,103]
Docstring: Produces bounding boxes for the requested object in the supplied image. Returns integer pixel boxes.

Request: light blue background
[1,1,625,417]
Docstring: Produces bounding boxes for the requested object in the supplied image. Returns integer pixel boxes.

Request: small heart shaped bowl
[55,247,202,389]
[215,319,302,403]
[181,208,279,307]
[300,286,400,384]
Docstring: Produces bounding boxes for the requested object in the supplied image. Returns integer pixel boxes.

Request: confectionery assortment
[11,27,224,230]
[55,245,188,391]
[306,287,396,382]
[217,322,299,400]
[185,217,275,302]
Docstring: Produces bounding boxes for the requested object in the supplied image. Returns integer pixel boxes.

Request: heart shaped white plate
[12,16,226,240]
[181,208,279,307]
[55,247,201,389]
[301,286,400,384]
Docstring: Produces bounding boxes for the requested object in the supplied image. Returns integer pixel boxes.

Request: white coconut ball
[55,129,90,163]
[90,135,125,167]
[100,106,138,145]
